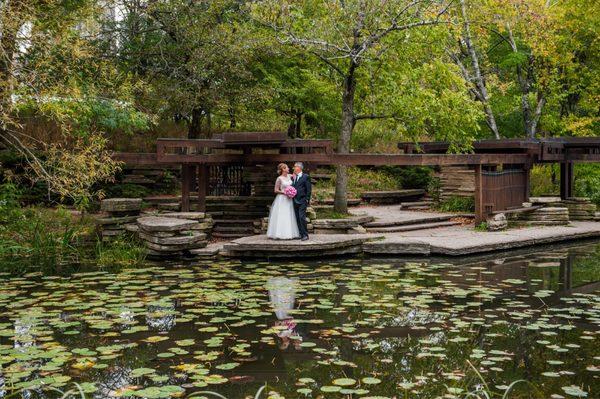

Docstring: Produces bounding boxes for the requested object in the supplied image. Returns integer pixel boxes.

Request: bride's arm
[274,177,284,194]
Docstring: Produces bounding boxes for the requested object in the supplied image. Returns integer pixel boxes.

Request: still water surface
[1,241,600,398]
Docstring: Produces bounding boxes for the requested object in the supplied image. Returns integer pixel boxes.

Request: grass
[474,222,488,231]
[434,195,475,213]
[94,235,147,269]
[315,208,351,219]
[312,166,432,203]
[0,183,146,274]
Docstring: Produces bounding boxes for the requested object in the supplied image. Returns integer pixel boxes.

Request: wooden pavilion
[114,133,600,224]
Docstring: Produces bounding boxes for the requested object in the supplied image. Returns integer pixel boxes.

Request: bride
[267,163,300,239]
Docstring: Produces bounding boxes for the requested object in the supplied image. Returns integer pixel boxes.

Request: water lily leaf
[332,378,356,386]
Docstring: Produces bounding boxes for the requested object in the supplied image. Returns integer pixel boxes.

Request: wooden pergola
[114,134,600,223]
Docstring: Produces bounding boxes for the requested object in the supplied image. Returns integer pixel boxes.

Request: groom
[291,162,311,241]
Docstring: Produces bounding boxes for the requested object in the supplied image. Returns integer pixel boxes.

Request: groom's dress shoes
[301,236,309,241]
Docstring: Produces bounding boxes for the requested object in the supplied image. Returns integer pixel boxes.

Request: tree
[107,0,268,138]
[258,53,339,138]
[447,0,500,139]
[252,0,453,213]
[0,0,147,203]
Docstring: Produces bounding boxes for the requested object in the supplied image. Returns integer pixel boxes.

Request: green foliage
[392,167,433,190]
[105,184,151,199]
[427,177,442,204]
[0,183,146,274]
[474,222,489,232]
[530,164,600,207]
[313,167,402,201]
[19,97,152,137]
[435,196,475,213]
[256,54,339,137]
[0,191,86,273]
[95,236,147,270]
[574,164,600,206]
[315,208,350,220]
[530,165,560,197]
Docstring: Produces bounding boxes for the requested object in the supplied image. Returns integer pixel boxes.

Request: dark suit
[292,173,311,238]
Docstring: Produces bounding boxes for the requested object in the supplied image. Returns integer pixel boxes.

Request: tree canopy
[0,0,598,208]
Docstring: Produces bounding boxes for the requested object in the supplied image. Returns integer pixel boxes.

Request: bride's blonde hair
[277,163,288,175]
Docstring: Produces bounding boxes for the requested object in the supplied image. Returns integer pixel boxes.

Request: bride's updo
[277,163,288,175]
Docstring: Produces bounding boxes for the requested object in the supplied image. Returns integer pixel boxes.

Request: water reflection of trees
[145,300,176,332]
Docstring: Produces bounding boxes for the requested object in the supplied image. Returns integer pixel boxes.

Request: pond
[1,241,599,398]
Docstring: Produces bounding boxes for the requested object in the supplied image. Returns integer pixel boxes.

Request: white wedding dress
[267,175,300,239]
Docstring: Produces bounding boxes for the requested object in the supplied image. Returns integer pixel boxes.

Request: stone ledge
[137,216,198,232]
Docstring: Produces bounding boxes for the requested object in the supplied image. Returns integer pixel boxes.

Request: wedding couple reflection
[266,276,304,351]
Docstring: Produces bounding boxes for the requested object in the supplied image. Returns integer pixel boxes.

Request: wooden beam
[197,165,208,212]
[112,152,161,165]
[474,165,484,223]
[181,165,194,212]
[560,162,574,199]
[156,153,532,166]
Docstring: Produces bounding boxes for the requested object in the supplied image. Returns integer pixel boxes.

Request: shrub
[95,236,147,270]
[435,195,475,213]
[574,164,600,206]
[104,183,150,199]
[530,164,559,197]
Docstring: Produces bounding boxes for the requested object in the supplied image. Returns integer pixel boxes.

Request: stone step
[206,204,268,211]
[212,232,252,238]
[366,221,461,233]
[364,214,456,228]
[213,219,258,224]
[213,210,268,217]
[401,205,431,211]
[400,200,433,207]
[213,225,255,233]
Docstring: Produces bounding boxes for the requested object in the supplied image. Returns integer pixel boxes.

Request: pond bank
[218,221,600,258]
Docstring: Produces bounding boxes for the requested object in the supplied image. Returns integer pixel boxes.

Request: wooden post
[524,163,531,202]
[181,164,193,212]
[474,164,484,223]
[560,162,574,199]
[197,165,208,212]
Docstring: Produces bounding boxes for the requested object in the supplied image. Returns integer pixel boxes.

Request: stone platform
[217,222,600,258]
[222,234,379,258]
[363,222,600,256]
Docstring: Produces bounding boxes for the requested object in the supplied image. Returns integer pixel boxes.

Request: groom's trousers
[294,202,308,238]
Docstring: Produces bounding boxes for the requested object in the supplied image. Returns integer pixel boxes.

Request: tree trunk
[287,119,296,138]
[206,109,212,136]
[228,107,236,129]
[507,25,544,139]
[459,0,500,139]
[188,107,203,139]
[294,111,302,138]
[333,63,357,214]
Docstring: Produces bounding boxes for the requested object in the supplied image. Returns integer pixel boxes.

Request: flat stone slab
[160,212,208,220]
[223,234,380,256]
[96,215,139,225]
[529,196,562,204]
[137,216,198,232]
[312,215,374,229]
[365,222,600,256]
[191,242,224,257]
[202,221,600,259]
[139,231,206,245]
[101,198,143,212]
[352,206,461,228]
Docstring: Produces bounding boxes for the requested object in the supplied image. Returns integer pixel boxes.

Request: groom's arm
[306,175,312,204]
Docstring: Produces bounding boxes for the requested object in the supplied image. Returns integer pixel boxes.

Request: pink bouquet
[284,186,297,199]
